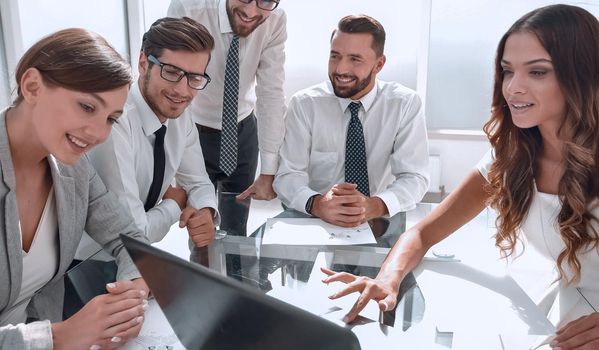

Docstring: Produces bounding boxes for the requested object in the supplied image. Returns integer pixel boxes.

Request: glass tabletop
[188,208,424,331]
[63,208,426,350]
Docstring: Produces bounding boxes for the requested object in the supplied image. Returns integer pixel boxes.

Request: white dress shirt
[167,0,287,174]
[88,82,218,243]
[274,80,430,217]
[0,188,58,325]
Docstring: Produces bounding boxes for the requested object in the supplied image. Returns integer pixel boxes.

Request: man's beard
[226,5,266,37]
[329,69,374,99]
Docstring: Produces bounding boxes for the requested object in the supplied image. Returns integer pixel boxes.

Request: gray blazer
[0,110,149,348]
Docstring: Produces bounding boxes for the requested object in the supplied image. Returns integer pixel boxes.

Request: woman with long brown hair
[0,29,150,349]
[323,4,599,349]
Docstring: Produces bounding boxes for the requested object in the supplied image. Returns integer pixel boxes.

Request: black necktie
[145,125,167,211]
[219,34,240,176]
[344,102,370,196]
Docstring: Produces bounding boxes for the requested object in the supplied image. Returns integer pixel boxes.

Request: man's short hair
[142,17,214,59]
[332,15,386,57]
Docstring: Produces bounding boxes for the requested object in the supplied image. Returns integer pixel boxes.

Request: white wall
[429,136,490,192]
[18,0,129,57]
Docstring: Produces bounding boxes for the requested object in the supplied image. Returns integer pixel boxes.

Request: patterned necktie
[219,34,240,176]
[145,125,167,211]
[344,102,370,196]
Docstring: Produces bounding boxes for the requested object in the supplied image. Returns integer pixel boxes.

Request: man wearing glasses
[84,17,219,251]
[168,0,287,237]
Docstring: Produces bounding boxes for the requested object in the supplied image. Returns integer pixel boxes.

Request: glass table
[65,210,430,349]
[66,206,555,349]
[192,234,424,329]
[191,208,422,331]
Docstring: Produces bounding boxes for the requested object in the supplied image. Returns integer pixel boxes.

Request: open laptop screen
[121,235,361,350]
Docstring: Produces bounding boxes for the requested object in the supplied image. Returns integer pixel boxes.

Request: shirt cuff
[20,320,53,349]
[198,205,220,227]
[116,250,143,281]
[259,151,279,175]
[211,208,221,227]
[292,188,320,214]
[375,191,401,217]
[160,199,183,223]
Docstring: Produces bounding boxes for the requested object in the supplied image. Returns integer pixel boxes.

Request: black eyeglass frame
[236,0,280,11]
[147,55,211,90]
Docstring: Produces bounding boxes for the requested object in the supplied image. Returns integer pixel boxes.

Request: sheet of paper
[121,299,185,350]
[261,218,376,245]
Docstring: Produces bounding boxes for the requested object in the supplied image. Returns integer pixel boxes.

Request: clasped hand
[163,185,216,247]
[180,207,215,247]
[52,279,149,350]
[312,183,386,227]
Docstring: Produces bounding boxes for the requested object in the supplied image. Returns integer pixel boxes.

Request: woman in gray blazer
[0,29,151,349]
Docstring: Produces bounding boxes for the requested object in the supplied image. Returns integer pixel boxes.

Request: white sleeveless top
[477,150,599,326]
[0,187,59,325]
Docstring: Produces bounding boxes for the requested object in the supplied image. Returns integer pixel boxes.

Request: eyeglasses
[237,0,280,11]
[147,55,211,90]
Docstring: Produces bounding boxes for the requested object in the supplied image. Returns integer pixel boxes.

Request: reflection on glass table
[189,208,421,331]
[193,235,424,330]
[65,208,423,349]
[215,191,251,237]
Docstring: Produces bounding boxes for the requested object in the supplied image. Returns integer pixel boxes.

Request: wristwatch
[305,194,318,215]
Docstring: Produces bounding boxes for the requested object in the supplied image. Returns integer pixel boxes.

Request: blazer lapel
[0,109,23,310]
[1,161,23,309]
[47,156,76,283]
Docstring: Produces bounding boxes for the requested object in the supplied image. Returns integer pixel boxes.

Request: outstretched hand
[236,174,277,200]
[321,267,399,323]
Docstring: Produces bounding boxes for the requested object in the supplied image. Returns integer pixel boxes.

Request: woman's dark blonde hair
[483,4,599,283]
[14,28,133,104]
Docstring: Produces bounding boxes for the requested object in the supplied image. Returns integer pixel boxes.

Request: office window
[143,0,171,29]
[18,0,129,59]
[142,0,422,100]
[425,0,599,130]
[0,15,10,107]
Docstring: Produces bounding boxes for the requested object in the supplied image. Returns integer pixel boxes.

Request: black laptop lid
[121,235,361,350]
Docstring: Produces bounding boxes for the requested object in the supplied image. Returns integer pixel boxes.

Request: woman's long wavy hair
[483,4,599,283]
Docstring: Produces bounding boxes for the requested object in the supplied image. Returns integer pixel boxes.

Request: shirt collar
[336,79,379,114]
[218,0,233,34]
[131,81,168,137]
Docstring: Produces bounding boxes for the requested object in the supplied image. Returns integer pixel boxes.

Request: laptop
[120,235,361,350]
